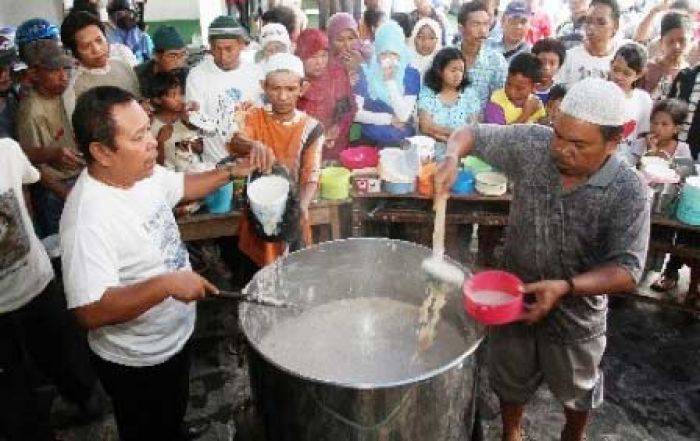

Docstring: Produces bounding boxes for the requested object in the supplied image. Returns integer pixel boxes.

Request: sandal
[650,274,678,292]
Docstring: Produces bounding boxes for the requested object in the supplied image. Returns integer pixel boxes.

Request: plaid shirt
[463,45,507,111]
[473,124,650,342]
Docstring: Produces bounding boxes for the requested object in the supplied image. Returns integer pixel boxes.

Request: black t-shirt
[669,65,700,159]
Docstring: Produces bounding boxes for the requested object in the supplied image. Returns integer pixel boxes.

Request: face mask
[380,56,398,69]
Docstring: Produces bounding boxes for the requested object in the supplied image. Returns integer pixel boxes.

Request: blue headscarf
[362,21,412,105]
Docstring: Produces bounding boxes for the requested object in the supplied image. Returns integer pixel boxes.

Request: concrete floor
[43,292,699,441]
[38,239,700,441]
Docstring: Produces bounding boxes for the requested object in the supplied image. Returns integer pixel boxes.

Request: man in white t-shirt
[0,138,98,441]
[556,0,623,88]
[186,15,264,165]
[60,86,252,441]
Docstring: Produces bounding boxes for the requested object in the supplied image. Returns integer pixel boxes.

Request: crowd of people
[0,0,699,440]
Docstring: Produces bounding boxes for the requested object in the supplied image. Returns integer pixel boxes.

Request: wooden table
[649,215,700,305]
[177,199,351,242]
[351,192,511,267]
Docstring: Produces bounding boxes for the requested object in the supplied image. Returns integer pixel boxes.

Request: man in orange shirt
[236,53,323,267]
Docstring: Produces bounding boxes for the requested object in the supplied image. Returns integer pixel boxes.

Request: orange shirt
[238,107,323,266]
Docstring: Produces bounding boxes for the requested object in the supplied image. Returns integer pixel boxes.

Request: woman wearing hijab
[409,17,443,78]
[296,29,356,160]
[327,12,372,86]
[354,21,421,147]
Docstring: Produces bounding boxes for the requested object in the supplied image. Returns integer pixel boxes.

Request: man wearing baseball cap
[17,39,84,237]
[435,78,650,441]
[135,25,189,96]
[186,15,263,165]
[487,0,533,61]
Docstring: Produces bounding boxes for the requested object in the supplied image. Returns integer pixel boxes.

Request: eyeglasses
[416,34,438,41]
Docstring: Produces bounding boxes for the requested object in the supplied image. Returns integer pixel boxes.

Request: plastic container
[463,271,524,325]
[461,156,492,174]
[418,163,437,196]
[404,135,436,163]
[382,180,416,195]
[320,167,352,200]
[452,170,475,195]
[204,182,234,214]
[247,176,290,236]
[340,146,379,170]
[677,177,700,225]
[475,172,507,196]
[353,174,382,194]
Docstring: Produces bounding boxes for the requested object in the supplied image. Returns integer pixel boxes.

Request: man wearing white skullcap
[256,23,292,63]
[236,52,324,267]
[436,77,650,441]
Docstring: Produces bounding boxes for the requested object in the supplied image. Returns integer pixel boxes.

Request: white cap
[264,53,305,78]
[559,78,627,127]
[260,23,291,50]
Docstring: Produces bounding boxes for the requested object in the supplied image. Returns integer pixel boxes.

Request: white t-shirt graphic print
[0,138,54,313]
[61,166,193,367]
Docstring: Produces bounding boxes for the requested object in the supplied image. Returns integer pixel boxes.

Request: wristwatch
[216,155,239,181]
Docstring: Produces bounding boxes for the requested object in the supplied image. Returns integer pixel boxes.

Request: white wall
[144,0,201,21]
[0,0,64,27]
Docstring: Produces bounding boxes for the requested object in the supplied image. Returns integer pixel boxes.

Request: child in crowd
[238,53,323,267]
[531,37,567,104]
[408,17,443,77]
[644,98,694,294]
[609,43,653,154]
[484,52,546,125]
[146,71,204,173]
[256,23,292,64]
[619,98,691,167]
[296,28,356,161]
[539,83,567,126]
[418,47,481,159]
[354,21,421,147]
[642,12,691,100]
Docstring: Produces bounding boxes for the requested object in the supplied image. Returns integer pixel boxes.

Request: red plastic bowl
[463,271,524,325]
[340,146,379,170]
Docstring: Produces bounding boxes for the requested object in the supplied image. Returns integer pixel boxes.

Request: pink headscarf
[327,12,358,45]
[295,28,328,61]
[326,12,372,61]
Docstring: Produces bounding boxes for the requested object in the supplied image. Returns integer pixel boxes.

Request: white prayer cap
[260,23,291,50]
[263,53,304,79]
[559,78,627,127]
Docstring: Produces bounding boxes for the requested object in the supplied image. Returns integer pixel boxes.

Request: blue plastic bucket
[452,170,475,195]
[677,183,700,225]
[204,182,234,214]
[382,180,415,195]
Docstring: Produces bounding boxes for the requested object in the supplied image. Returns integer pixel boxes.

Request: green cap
[208,15,248,41]
[153,26,185,51]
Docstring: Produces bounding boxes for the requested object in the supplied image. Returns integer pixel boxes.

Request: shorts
[488,321,606,411]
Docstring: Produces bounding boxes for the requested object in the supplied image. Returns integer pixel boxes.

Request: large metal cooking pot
[239,238,484,441]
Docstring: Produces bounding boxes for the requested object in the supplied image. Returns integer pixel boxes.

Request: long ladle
[421,192,465,286]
